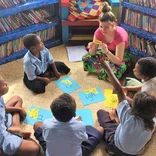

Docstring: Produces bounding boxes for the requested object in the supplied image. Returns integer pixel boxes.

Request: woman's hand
[100,43,108,53]
[88,42,94,49]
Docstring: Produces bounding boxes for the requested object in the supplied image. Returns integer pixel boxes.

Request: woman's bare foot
[8,126,31,139]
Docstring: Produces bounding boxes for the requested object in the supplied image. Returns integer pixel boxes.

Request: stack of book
[0,27,56,58]
[0,8,55,33]
[128,33,156,56]
[124,9,156,33]
[128,0,156,8]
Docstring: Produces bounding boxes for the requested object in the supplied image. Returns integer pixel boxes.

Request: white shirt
[141,77,156,92]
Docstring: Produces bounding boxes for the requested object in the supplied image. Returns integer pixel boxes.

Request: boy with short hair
[23,34,70,94]
[33,93,103,156]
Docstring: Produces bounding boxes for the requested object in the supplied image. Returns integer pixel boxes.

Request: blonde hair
[99,2,116,22]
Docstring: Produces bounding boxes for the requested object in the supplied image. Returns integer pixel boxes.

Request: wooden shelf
[69,34,93,40]
[62,19,99,26]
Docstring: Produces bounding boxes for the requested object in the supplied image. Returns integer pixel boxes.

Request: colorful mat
[68,0,103,21]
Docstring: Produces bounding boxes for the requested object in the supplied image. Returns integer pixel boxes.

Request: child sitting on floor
[97,54,156,156]
[0,76,40,156]
[122,57,156,103]
[23,34,70,94]
[33,93,103,156]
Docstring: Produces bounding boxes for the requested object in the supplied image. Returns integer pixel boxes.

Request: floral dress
[82,49,131,80]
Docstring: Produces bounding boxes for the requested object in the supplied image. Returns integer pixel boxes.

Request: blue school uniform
[23,47,54,81]
[0,97,22,155]
[23,47,70,93]
[34,117,103,156]
[115,100,153,155]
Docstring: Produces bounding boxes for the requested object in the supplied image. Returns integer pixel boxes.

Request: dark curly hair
[23,34,39,49]
[132,91,156,131]
[50,93,76,122]
[137,57,156,78]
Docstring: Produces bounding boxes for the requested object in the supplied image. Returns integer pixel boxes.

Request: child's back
[34,93,103,156]
[114,97,154,155]
[43,117,87,156]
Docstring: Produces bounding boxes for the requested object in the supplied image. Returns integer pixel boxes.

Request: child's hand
[97,54,110,70]
[55,72,61,79]
[122,86,128,95]
[75,116,82,121]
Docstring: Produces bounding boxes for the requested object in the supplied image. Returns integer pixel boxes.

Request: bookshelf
[120,0,156,57]
[0,0,61,65]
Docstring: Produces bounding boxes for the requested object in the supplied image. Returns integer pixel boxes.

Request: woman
[82,2,131,80]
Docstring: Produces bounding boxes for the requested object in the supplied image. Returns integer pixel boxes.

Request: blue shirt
[23,47,54,80]
[42,117,88,156]
[114,100,153,155]
[0,97,22,155]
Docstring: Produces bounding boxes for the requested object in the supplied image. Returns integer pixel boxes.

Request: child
[33,93,104,156]
[123,57,156,103]
[97,54,156,156]
[23,34,70,94]
[0,76,40,156]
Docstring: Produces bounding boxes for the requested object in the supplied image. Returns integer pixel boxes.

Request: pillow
[68,0,103,21]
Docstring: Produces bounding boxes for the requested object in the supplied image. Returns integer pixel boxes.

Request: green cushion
[125,77,142,86]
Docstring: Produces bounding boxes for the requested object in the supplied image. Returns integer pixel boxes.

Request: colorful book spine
[0,27,56,59]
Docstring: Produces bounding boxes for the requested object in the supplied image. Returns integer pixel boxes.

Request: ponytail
[99,2,116,22]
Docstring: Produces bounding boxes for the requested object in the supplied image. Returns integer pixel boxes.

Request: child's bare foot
[8,126,31,139]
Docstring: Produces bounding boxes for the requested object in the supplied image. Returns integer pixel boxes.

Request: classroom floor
[0,45,155,156]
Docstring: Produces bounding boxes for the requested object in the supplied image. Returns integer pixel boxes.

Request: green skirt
[82,49,131,80]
